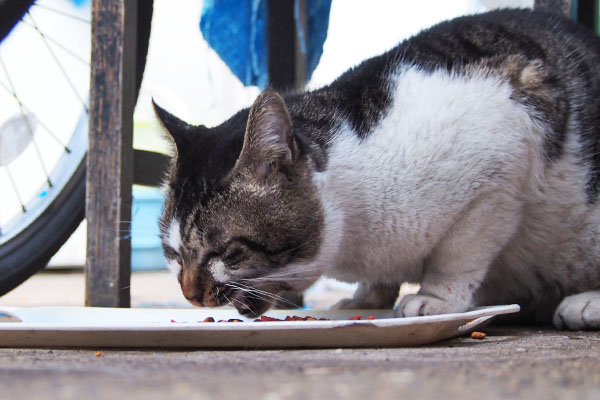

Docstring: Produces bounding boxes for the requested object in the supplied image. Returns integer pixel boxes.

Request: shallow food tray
[0,305,519,349]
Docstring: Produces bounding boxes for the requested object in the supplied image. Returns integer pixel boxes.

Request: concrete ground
[1,271,600,399]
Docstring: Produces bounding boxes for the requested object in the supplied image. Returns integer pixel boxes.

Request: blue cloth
[200,0,332,88]
[70,0,89,7]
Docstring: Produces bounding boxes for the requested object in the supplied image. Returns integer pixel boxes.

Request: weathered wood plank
[86,0,138,307]
[267,0,306,308]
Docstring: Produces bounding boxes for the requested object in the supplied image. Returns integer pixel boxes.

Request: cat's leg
[397,193,521,317]
[331,282,399,310]
[553,291,600,330]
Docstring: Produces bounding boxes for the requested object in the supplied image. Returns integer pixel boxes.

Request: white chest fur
[311,66,543,284]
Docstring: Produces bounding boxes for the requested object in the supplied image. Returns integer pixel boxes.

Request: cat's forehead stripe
[166,259,182,279]
[168,220,182,251]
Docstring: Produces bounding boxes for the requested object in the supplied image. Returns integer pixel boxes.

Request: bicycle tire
[0,1,153,296]
[0,0,35,43]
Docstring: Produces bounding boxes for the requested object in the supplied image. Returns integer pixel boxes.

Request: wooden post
[86,0,138,307]
[267,0,307,308]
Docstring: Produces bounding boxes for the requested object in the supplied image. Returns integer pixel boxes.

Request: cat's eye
[165,246,182,265]
[223,247,244,267]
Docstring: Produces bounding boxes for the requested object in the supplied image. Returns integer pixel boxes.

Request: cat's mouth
[232,291,273,317]
[215,282,290,317]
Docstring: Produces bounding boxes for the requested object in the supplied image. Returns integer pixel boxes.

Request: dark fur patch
[162,109,248,222]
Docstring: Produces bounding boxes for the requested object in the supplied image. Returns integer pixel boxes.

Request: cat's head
[155,91,324,316]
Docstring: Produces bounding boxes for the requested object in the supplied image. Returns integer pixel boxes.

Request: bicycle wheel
[0,0,152,296]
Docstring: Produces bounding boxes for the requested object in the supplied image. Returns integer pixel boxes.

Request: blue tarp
[200,0,332,88]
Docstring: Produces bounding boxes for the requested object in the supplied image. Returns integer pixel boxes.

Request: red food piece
[260,315,282,322]
[366,316,376,320]
[471,331,487,339]
[203,315,336,322]
[349,315,362,320]
[170,319,176,323]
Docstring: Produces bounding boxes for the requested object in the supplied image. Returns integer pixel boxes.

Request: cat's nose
[201,288,218,307]
[182,288,218,307]
[181,283,204,307]
[180,268,218,307]
[183,293,203,307]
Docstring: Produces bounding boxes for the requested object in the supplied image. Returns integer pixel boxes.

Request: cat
[155,9,600,330]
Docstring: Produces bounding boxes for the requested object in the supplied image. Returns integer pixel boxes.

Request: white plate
[0,305,519,348]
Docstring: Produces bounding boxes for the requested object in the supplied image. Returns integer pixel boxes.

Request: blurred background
[0,0,533,307]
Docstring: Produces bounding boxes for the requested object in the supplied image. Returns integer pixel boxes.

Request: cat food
[258,315,281,321]
[191,315,378,322]
[471,331,487,339]
[94,351,103,357]
[348,315,377,320]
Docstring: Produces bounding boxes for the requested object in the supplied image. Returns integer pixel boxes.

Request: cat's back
[335,9,600,80]
[399,9,600,69]
[305,9,600,200]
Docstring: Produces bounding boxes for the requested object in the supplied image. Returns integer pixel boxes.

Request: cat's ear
[153,100,198,153]
[238,90,298,181]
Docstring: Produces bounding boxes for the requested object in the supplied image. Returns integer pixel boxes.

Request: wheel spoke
[0,78,71,152]
[4,165,26,213]
[0,56,53,187]
[31,3,90,24]
[25,12,89,114]
[19,19,90,66]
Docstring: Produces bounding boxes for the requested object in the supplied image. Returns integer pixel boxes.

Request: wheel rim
[0,0,90,245]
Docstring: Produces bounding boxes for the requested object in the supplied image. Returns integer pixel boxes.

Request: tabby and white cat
[156,9,600,330]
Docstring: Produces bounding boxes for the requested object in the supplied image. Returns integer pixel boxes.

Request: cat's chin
[233,291,273,317]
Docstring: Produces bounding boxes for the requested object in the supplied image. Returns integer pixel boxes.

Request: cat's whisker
[223,287,259,314]
[224,282,273,303]
[224,282,298,308]
[245,264,322,281]
[222,292,236,308]
[224,294,249,312]
[235,283,300,308]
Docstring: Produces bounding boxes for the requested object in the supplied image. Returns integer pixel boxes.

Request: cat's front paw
[396,294,464,317]
[553,291,600,330]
